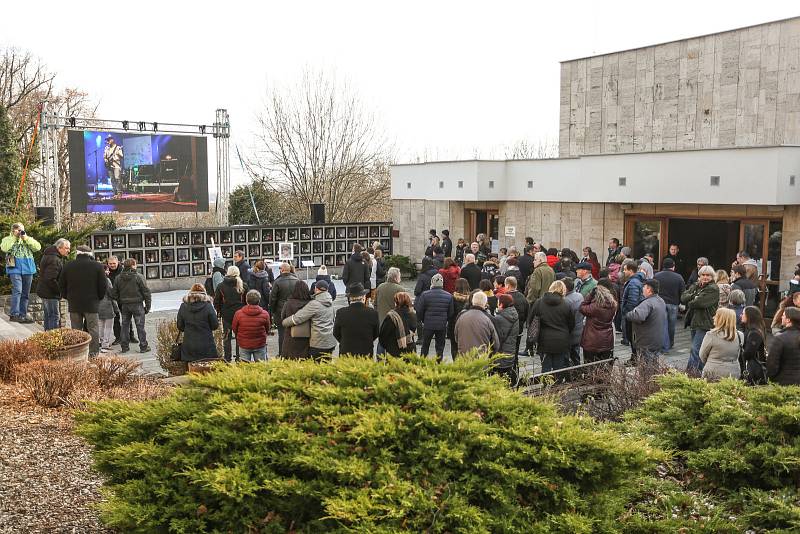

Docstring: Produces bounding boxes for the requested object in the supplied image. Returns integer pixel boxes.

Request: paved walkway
[1,280,694,377]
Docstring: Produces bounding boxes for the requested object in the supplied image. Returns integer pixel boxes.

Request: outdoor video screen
[67,129,209,213]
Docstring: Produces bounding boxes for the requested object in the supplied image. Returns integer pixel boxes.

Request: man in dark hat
[334,283,379,357]
[441,229,453,258]
[574,261,597,297]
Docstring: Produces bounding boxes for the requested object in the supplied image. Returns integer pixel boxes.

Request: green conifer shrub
[77,355,656,533]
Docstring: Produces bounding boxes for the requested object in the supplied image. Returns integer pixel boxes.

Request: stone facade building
[391,17,800,311]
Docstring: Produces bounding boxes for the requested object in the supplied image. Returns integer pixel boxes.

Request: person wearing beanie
[59,245,108,357]
[414,273,454,361]
[312,264,337,301]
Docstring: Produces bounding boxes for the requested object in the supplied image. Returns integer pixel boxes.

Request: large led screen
[68,130,209,213]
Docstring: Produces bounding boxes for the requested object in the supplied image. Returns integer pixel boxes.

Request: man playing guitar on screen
[103,136,124,197]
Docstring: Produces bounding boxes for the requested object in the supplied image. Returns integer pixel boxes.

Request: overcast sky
[2,0,798,187]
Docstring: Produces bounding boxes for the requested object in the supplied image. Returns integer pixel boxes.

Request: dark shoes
[120,347,130,354]
[111,338,121,346]
[18,316,34,324]
[8,316,20,322]
[139,345,151,353]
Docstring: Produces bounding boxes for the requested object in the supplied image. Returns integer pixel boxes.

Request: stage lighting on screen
[67,129,209,214]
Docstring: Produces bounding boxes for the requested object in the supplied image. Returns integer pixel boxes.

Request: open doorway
[467,209,499,242]
[667,219,739,276]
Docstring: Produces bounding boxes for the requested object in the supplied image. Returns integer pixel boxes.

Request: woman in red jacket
[582,247,601,280]
[438,257,461,294]
[232,290,272,362]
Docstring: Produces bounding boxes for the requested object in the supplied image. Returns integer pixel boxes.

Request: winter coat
[625,295,668,352]
[717,283,732,308]
[280,297,311,358]
[741,327,766,364]
[97,278,119,320]
[700,329,743,380]
[249,270,272,311]
[492,306,520,355]
[375,281,406,325]
[662,253,687,279]
[36,246,66,299]
[283,291,336,350]
[334,301,379,357]
[378,306,418,357]
[415,287,454,332]
[176,290,219,362]
[414,266,438,296]
[111,268,152,310]
[546,255,558,269]
[607,263,622,284]
[621,272,645,313]
[564,291,585,345]
[681,282,720,331]
[442,236,453,258]
[1,234,41,275]
[438,265,461,293]
[530,292,575,355]
[654,270,685,306]
[481,261,500,282]
[211,257,227,292]
[507,289,529,333]
[526,263,555,305]
[580,291,617,353]
[311,274,337,301]
[269,272,299,324]
[448,292,471,341]
[606,246,623,266]
[732,277,758,307]
[235,259,251,287]
[766,326,800,385]
[342,253,370,292]
[517,254,534,292]
[58,254,108,313]
[454,308,500,355]
[460,263,482,292]
[214,276,249,324]
[367,254,378,289]
[232,304,271,350]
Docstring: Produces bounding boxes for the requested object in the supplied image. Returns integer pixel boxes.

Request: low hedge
[77,355,656,533]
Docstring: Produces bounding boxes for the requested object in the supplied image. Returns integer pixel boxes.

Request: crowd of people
[2,221,798,386]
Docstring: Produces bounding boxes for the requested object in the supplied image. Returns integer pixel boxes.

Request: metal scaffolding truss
[36,106,231,225]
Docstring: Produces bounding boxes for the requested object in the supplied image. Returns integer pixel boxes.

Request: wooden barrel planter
[52,329,92,362]
[188,358,224,375]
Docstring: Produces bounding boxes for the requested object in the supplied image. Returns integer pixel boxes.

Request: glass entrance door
[626,218,664,267]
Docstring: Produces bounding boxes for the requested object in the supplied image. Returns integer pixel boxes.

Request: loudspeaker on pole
[311,203,325,224]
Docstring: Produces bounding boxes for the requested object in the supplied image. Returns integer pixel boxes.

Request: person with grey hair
[454,290,500,356]
[1,222,41,323]
[232,290,272,362]
[460,253,482,291]
[526,251,555,306]
[415,273,454,361]
[688,256,710,285]
[727,288,746,330]
[36,237,71,330]
[58,245,107,357]
[681,264,720,373]
[374,267,406,355]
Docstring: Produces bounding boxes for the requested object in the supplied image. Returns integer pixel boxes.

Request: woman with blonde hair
[527,279,574,372]
[698,307,742,380]
[715,269,732,307]
[213,265,248,361]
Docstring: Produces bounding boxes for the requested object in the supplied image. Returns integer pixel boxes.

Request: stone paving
[1,279,694,377]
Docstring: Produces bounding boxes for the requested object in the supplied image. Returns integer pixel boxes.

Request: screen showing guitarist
[103,136,124,196]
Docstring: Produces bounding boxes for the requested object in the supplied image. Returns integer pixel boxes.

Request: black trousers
[421,328,446,360]
[113,311,136,340]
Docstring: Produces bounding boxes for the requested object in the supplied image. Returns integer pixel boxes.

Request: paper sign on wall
[505,226,516,237]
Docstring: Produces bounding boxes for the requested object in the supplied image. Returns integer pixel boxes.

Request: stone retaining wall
[0,294,69,327]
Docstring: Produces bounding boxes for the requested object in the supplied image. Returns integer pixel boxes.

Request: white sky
[2,0,799,189]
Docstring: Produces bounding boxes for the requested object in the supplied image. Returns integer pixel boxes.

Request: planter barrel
[52,330,92,362]
[187,358,224,375]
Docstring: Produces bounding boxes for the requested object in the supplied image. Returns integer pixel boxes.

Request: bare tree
[249,71,391,223]
[504,138,558,160]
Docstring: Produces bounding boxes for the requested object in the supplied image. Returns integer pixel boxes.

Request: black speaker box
[311,203,325,224]
[35,206,55,226]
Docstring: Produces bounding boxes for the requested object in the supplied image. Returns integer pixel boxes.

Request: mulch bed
[0,384,113,533]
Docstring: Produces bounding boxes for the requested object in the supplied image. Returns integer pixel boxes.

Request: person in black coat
[58,246,108,356]
[415,259,438,297]
[176,284,219,362]
[334,283,379,357]
[529,282,575,373]
[213,266,249,361]
[342,245,371,295]
[234,250,251,286]
[249,260,272,312]
[36,239,70,330]
[460,254,482,291]
[517,247,535,294]
[441,230,453,258]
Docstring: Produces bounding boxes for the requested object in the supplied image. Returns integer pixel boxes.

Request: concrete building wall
[559,17,800,157]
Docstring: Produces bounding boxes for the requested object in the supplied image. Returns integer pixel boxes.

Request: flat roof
[391,145,800,167]
[560,15,800,63]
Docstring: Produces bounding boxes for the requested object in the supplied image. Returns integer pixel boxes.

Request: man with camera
[1,223,41,323]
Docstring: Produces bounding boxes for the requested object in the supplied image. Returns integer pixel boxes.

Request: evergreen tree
[228,179,305,225]
[0,104,22,212]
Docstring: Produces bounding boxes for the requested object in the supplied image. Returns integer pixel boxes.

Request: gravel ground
[0,385,112,534]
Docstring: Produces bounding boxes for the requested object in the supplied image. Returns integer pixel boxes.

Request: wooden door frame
[467,209,499,243]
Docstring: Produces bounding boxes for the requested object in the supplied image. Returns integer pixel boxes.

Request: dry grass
[90,355,141,389]
[0,339,37,382]
[15,359,89,408]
